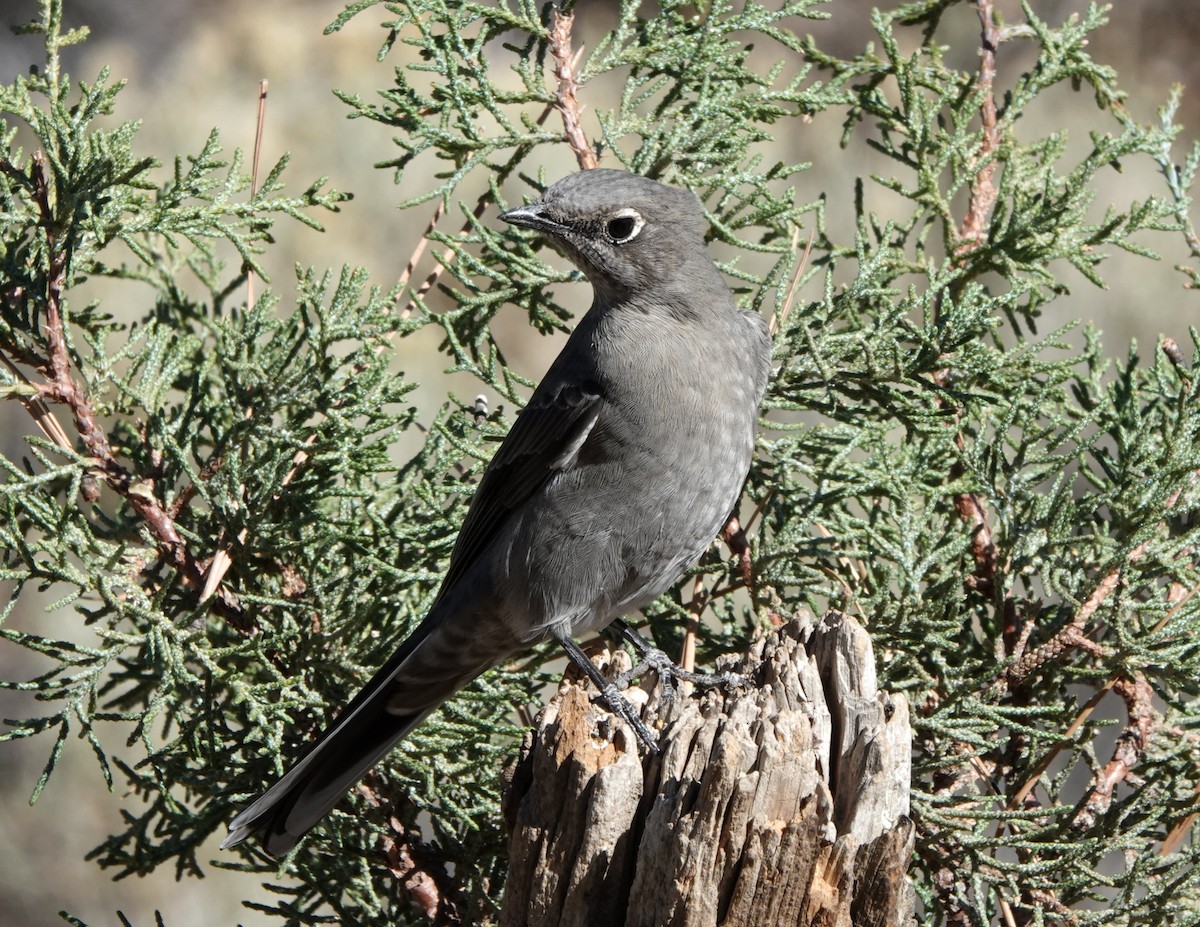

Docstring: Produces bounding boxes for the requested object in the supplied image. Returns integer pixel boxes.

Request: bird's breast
[493,305,766,643]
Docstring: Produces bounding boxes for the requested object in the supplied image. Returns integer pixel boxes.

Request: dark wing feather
[436,379,602,597]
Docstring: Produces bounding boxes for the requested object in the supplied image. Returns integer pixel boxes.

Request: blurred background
[0,1,1197,924]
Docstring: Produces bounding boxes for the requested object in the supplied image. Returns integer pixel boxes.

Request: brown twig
[0,347,76,453]
[403,195,499,321]
[384,828,446,922]
[929,859,973,927]
[947,431,1022,648]
[919,0,1010,670]
[956,0,1001,256]
[679,574,705,675]
[933,0,1025,666]
[357,776,463,924]
[993,497,1176,696]
[678,518,754,673]
[938,0,1011,644]
[768,226,813,337]
[940,419,1023,656]
[677,515,757,672]
[936,3,1001,519]
[1073,671,1154,830]
[721,514,753,591]
[1161,783,1200,856]
[354,102,557,498]
[202,79,272,604]
[548,6,598,170]
[393,102,555,329]
[167,453,223,520]
[397,198,447,304]
[954,471,997,590]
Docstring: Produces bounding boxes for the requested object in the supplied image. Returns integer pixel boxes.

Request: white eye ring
[605,208,645,244]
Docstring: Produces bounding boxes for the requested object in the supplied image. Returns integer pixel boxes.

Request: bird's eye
[605,210,644,243]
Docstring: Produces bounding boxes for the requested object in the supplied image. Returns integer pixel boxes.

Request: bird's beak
[499,202,564,234]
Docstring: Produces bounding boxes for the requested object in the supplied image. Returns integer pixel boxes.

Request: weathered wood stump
[501,612,914,927]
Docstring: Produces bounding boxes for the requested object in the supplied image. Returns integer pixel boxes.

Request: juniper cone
[221,169,772,855]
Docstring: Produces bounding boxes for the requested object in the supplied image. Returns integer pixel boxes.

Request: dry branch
[549,7,598,171]
[721,514,754,591]
[1073,672,1154,830]
[358,776,463,924]
[937,0,1014,656]
[955,0,1001,256]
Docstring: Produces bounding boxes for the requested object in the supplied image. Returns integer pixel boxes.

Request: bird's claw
[612,646,748,702]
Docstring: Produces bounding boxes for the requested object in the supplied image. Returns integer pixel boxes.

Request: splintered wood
[501,614,914,927]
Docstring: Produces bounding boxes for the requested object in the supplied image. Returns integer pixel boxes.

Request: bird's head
[500,169,716,303]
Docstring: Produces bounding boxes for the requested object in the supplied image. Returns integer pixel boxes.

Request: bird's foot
[611,645,747,703]
[608,618,747,703]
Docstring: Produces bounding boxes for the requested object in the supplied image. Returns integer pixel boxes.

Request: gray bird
[221,168,772,855]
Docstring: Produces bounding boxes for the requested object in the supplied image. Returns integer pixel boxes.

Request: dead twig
[357,776,463,924]
[1073,671,1154,830]
[392,102,555,328]
[202,79,273,604]
[721,515,753,591]
[0,347,76,454]
[927,0,1013,655]
[246,78,268,310]
[767,226,814,337]
[679,574,705,675]
[548,7,598,170]
[939,0,1019,654]
[678,517,754,674]
[955,0,1001,256]
[1161,783,1200,856]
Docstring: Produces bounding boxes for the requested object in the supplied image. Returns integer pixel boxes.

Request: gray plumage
[221,169,772,855]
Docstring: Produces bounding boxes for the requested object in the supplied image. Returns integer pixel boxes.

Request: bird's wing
[222,378,603,853]
[436,377,603,597]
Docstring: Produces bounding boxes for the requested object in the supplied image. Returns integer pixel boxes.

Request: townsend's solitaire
[222,169,772,855]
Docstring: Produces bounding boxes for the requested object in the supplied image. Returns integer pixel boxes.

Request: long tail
[221,611,505,856]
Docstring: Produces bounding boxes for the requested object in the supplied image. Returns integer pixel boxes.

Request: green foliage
[1,0,1199,925]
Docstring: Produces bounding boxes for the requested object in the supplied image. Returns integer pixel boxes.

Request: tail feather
[221,701,433,855]
[222,608,508,855]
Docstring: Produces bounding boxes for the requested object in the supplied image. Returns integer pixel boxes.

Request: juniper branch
[11,152,252,628]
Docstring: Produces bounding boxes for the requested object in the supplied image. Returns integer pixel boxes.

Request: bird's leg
[556,634,660,752]
[607,618,747,700]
